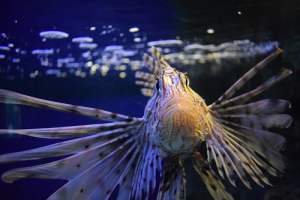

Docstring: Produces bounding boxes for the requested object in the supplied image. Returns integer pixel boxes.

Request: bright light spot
[119,72,126,78]
[129,27,139,32]
[35,70,39,75]
[120,33,124,37]
[134,38,141,42]
[131,65,140,71]
[119,65,126,71]
[178,54,185,60]
[238,11,241,15]
[207,29,214,34]
[199,58,206,63]
[164,55,170,60]
[75,70,81,76]
[108,25,112,29]
[15,20,18,23]
[212,53,219,58]
[91,64,99,72]
[123,58,130,63]
[62,72,67,78]
[102,31,106,34]
[90,27,96,31]
[90,70,96,75]
[101,71,107,76]
[102,65,109,73]
[8,43,14,47]
[163,48,171,54]
[183,59,190,65]
[39,31,69,39]
[87,61,93,67]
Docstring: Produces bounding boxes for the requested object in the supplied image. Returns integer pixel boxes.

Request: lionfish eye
[184,72,189,86]
[156,81,160,91]
[185,78,189,86]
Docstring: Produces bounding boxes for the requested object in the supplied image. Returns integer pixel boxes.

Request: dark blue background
[0,0,299,199]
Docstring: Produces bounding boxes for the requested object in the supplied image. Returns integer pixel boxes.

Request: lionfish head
[150,62,209,154]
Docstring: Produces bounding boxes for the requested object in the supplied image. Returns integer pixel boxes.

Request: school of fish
[0,46,292,200]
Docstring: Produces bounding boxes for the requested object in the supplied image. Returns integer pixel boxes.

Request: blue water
[0,0,299,199]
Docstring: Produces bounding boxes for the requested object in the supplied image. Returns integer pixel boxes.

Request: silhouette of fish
[0,46,292,200]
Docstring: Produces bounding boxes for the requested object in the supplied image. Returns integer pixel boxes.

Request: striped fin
[0,89,136,122]
[222,128,279,177]
[210,144,225,180]
[213,68,292,109]
[48,139,140,200]
[223,134,270,186]
[135,71,156,95]
[221,122,287,172]
[216,99,291,115]
[157,156,186,200]
[210,138,236,186]
[0,121,140,139]
[220,114,292,130]
[135,71,156,83]
[207,48,292,189]
[192,152,234,200]
[2,133,137,183]
[0,118,159,200]
[224,138,265,187]
[212,48,283,106]
[150,46,171,69]
[205,110,288,189]
[130,143,162,200]
[221,143,251,188]
[135,80,155,89]
[141,88,154,97]
[136,46,171,97]
[0,126,138,164]
[116,155,137,200]
[141,53,162,75]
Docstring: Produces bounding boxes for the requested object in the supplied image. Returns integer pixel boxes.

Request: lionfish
[0,46,292,200]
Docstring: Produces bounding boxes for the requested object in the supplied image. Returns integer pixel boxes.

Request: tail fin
[192,152,234,200]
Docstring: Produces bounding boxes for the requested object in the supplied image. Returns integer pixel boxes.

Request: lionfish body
[0,46,292,200]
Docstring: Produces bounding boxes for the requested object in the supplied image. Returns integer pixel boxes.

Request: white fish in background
[0,46,292,200]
